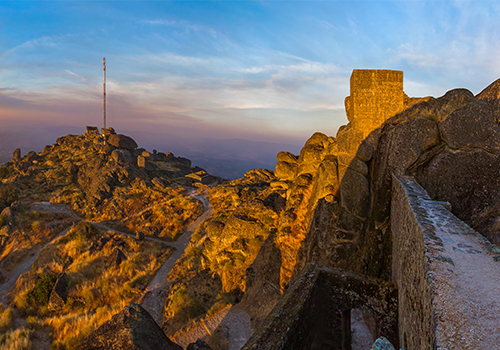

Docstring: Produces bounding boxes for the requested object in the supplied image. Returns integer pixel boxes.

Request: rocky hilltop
[0,127,220,349]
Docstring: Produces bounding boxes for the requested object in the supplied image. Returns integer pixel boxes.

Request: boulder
[86,126,99,135]
[1,207,15,226]
[340,168,370,219]
[187,339,213,350]
[152,177,170,190]
[274,161,297,181]
[356,139,374,162]
[276,151,298,164]
[304,132,329,148]
[440,101,500,154]
[76,304,182,350]
[434,88,476,122]
[108,134,138,150]
[12,148,21,162]
[111,149,133,164]
[136,231,144,241]
[24,151,38,162]
[137,156,155,171]
[49,273,68,311]
[107,248,127,269]
[371,117,440,224]
[101,127,117,136]
[476,78,500,121]
[102,143,115,155]
[310,155,339,202]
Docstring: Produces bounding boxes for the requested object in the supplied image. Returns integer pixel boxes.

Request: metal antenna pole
[103,57,106,130]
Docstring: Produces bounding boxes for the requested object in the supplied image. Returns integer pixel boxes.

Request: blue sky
[1,1,500,176]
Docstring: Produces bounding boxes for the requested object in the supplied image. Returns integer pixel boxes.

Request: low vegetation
[11,222,172,349]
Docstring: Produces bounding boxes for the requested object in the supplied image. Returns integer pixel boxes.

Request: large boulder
[440,101,500,153]
[108,248,127,269]
[108,134,138,150]
[77,304,182,350]
[274,161,297,181]
[49,273,68,311]
[12,148,21,162]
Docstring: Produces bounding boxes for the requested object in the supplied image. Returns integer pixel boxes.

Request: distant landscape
[0,126,303,179]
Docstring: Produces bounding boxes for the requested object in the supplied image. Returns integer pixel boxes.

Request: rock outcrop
[77,304,182,350]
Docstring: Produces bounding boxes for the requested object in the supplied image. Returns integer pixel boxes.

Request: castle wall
[392,175,500,349]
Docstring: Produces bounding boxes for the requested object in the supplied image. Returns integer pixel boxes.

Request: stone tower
[345,69,404,138]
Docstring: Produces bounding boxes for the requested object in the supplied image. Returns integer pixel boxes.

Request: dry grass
[11,222,173,349]
[0,328,32,350]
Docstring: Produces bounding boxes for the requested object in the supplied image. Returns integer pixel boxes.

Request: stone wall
[241,264,398,350]
[345,69,404,138]
[391,175,500,349]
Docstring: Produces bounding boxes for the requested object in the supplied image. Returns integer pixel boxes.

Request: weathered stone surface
[102,143,115,155]
[77,304,182,350]
[111,149,133,164]
[152,177,169,190]
[49,273,68,311]
[1,207,14,226]
[310,155,339,202]
[356,139,374,162]
[347,69,405,137]
[241,265,398,350]
[277,151,298,164]
[24,151,38,162]
[108,134,138,150]
[415,147,500,244]
[336,125,364,157]
[187,339,213,350]
[86,126,99,135]
[371,117,440,225]
[339,154,368,177]
[370,337,396,350]
[304,132,329,148]
[12,148,21,162]
[137,155,155,171]
[476,78,500,121]
[440,101,500,153]
[340,168,370,219]
[274,161,297,181]
[108,248,127,269]
[433,88,476,122]
[101,127,116,135]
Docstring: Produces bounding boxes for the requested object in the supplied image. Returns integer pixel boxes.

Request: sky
[1,0,500,177]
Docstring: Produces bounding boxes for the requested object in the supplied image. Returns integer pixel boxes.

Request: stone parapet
[391,175,500,349]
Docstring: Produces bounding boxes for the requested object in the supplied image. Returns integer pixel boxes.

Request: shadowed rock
[76,304,182,350]
[108,134,138,150]
[12,148,21,162]
[49,273,68,311]
[108,247,127,269]
[187,339,213,350]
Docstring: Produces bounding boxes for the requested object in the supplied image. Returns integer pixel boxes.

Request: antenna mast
[103,57,106,129]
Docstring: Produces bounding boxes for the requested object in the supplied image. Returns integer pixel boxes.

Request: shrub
[27,273,57,306]
[0,308,14,334]
[0,184,17,210]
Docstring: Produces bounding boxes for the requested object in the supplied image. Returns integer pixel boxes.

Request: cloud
[142,19,217,36]
[65,70,86,81]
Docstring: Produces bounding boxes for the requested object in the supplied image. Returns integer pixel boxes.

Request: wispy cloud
[142,19,217,36]
[65,69,86,81]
